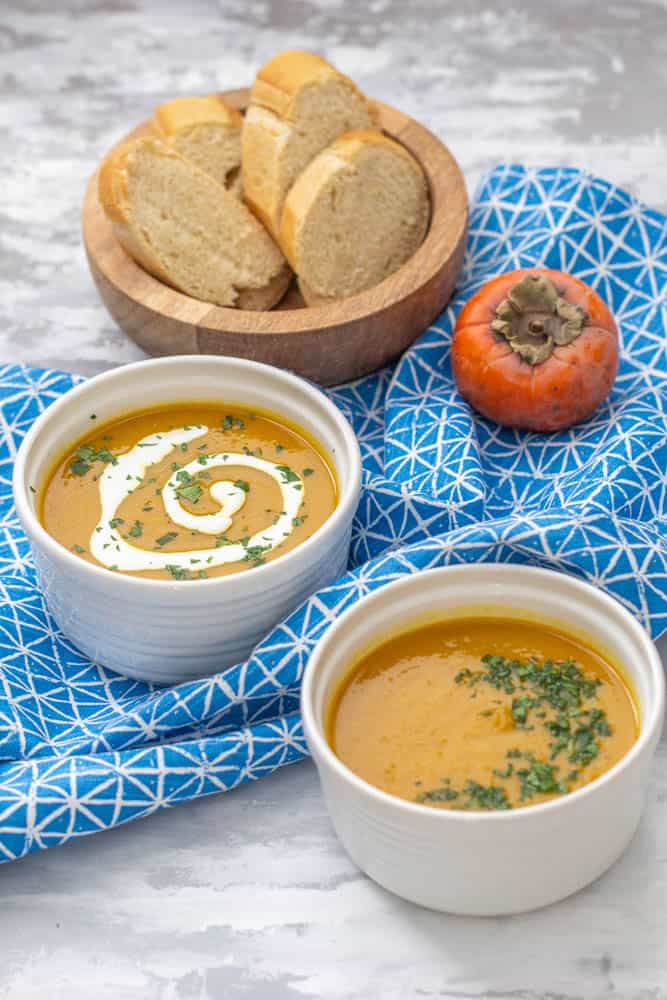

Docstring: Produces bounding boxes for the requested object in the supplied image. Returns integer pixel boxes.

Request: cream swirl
[90,426,304,573]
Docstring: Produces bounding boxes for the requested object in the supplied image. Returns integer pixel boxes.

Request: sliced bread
[152,94,243,196]
[280,130,430,306]
[242,50,378,239]
[99,135,291,310]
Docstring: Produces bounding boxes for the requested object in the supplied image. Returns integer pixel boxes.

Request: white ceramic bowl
[302,564,665,915]
[13,356,361,684]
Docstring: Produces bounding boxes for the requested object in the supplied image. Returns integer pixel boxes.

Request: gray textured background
[2,1,667,997]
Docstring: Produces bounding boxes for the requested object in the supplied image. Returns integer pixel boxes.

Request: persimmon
[451,268,619,432]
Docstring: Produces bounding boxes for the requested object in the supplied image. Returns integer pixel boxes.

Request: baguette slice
[280,130,430,306]
[99,136,291,310]
[152,94,243,196]
[242,50,378,239]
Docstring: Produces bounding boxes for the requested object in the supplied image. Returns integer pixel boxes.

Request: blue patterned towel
[0,165,665,861]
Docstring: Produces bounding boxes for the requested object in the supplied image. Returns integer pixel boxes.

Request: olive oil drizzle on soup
[328,618,638,811]
[41,404,337,581]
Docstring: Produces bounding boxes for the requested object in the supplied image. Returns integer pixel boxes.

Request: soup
[41,403,337,581]
[328,617,638,811]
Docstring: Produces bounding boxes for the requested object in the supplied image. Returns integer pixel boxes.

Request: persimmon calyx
[490,273,586,365]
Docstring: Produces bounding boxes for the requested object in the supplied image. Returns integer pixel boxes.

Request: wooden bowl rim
[82,88,468,338]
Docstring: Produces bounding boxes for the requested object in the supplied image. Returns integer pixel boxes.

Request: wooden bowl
[82,89,468,386]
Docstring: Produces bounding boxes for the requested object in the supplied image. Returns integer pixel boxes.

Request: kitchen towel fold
[0,164,665,861]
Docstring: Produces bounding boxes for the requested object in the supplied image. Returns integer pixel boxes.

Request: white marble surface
[2,0,667,996]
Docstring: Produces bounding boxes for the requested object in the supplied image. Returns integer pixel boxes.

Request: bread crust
[250,49,373,122]
[153,94,243,136]
[280,130,428,267]
[242,50,378,240]
[98,136,291,310]
[280,130,429,305]
[98,139,179,289]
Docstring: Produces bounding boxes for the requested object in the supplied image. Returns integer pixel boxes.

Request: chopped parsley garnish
[492,763,514,779]
[109,517,124,529]
[71,544,85,554]
[166,564,188,580]
[177,484,204,504]
[292,515,307,527]
[417,779,510,811]
[234,479,250,493]
[155,532,178,546]
[302,468,314,476]
[128,520,143,538]
[241,541,272,567]
[172,469,203,505]
[517,756,567,800]
[428,653,616,809]
[458,780,512,811]
[455,654,608,759]
[276,464,300,484]
[69,444,117,477]
[221,415,245,432]
[416,785,459,804]
[511,695,535,728]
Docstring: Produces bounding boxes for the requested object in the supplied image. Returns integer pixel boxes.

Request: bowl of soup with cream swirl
[13,356,361,683]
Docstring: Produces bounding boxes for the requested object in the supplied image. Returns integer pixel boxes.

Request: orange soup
[328,618,638,811]
[41,403,337,581]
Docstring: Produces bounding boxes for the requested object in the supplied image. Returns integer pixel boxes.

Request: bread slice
[99,135,291,310]
[242,50,378,239]
[152,94,243,196]
[280,130,430,306]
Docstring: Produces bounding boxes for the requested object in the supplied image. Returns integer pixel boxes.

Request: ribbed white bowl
[13,356,361,683]
[302,565,665,915]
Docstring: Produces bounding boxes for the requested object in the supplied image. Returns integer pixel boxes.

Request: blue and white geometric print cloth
[0,164,665,861]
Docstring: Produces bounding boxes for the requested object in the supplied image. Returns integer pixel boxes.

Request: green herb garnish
[172,469,203,505]
[416,786,459,804]
[166,564,188,580]
[156,532,178,546]
[276,464,300,484]
[69,444,117,477]
[517,755,567,800]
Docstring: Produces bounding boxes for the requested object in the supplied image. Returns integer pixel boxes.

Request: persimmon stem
[490,273,585,365]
